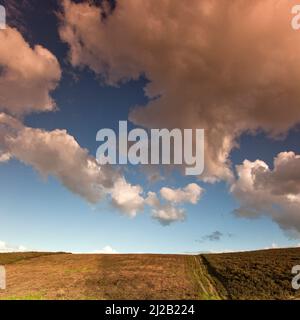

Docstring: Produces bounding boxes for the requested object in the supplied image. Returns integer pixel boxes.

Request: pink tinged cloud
[0,27,149,218]
[0,27,61,116]
[59,0,300,183]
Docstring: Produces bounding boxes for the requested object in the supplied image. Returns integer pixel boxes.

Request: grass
[187,256,224,300]
[1,293,45,300]
[0,252,66,265]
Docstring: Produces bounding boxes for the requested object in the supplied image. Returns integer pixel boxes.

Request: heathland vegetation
[0,248,299,300]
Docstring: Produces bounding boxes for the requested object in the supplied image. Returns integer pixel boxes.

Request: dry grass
[0,254,201,300]
[1,249,299,300]
[0,252,62,265]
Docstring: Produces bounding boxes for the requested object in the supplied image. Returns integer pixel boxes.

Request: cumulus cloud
[152,205,185,226]
[59,0,300,182]
[0,26,148,218]
[253,152,300,196]
[160,183,203,204]
[110,177,145,217]
[145,191,160,208]
[0,113,116,203]
[93,245,118,254]
[0,113,146,217]
[1,112,203,222]
[145,183,203,225]
[0,240,27,253]
[0,152,11,162]
[231,152,300,237]
[0,27,61,116]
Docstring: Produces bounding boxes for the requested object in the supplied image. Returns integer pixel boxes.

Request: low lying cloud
[0,27,61,116]
[93,245,118,254]
[231,152,300,237]
[0,240,27,253]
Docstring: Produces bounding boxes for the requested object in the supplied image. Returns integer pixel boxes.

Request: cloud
[0,11,202,224]
[160,183,203,204]
[0,152,10,162]
[145,183,203,225]
[0,240,27,253]
[231,152,300,237]
[252,152,300,196]
[0,27,61,116]
[146,191,185,226]
[151,205,185,226]
[0,113,116,203]
[110,177,144,217]
[59,0,300,182]
[145,191,160,208]
[201,231,223,242]
[93,245,118,254]
[264,243,279,250]
[0,113,146,217]
[197,231,234,242]
[0,26,147,218]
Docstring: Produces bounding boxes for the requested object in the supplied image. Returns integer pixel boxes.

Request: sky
[1,0,300,254]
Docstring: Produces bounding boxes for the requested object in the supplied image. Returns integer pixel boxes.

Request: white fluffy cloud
[152,206,185,226]
[59,0,300,182]
[145,183,203,225]
[93,245,118,254]
[160,183,203,204]
[0,26,146,217]
[0,27,61,116]
[110,177,145,217]
[231,152,300,237]
[2,112,202,222]
[0,240,27,253]
[0,113,116,203]
[0,152,10,162]
[0,113,146,217]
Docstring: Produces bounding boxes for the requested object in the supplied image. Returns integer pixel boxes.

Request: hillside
[203,248,300,300]
[0,248,299,300]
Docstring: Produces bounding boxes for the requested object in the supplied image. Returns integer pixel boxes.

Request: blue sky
[1,0,300,253]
